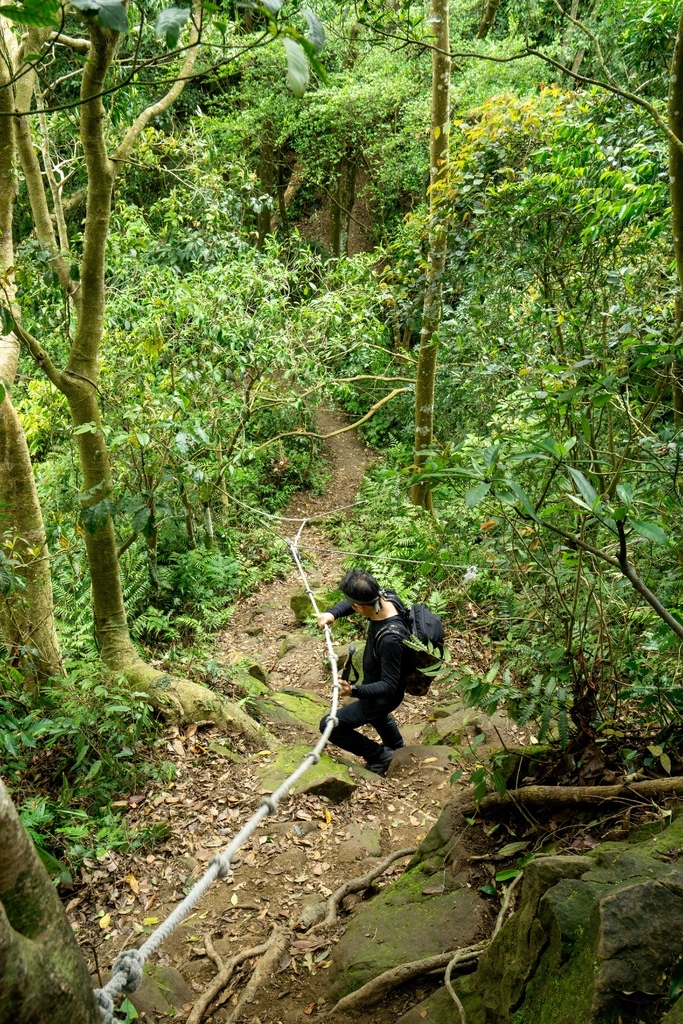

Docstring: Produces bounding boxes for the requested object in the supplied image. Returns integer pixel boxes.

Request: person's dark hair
[339,568,381,605]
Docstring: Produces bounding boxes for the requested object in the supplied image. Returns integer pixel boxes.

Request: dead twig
[309,847,416,933]
[186,935,272,1024]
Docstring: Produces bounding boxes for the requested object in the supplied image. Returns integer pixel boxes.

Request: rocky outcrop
[404,814,683,1024]
[327,861,490,997]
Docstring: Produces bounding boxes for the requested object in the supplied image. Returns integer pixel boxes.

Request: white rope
[93,522,342,1022]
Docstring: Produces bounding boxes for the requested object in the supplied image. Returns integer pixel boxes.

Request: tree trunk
[257,124,274,248]
[0,779,101,1023]
[411,0,450,511]
[0,23,62,683]
[330,151,358,256]
[6,13,273,743]
[476,0,500,39]
[670,12,683,422]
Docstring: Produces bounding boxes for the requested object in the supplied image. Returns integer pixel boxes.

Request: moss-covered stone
[259,744,356,802]
[454,823,683,1024]
[661,998,683,1023]
[224,652,271,696]
[291,588,334,622]
[255,687,329,732]
[327,865,489,997]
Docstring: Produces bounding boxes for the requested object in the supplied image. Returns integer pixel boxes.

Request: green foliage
[0,666,172,875]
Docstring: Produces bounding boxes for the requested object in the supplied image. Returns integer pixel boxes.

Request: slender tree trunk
[670,13,683,423]
[330,151,358,256]
[411,0,450,511]
[0,23,61,683]
[8,13,273,744]
[257,123,274,248]
[476,0,500,39]
[0,780,101,1023]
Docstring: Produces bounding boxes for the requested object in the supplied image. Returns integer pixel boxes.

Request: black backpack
[375,603,445,696]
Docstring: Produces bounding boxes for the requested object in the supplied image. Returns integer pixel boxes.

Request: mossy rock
[290,588,335,623]
[224,652,271,696]
[327,864,489,997]
[255,688,329,732]
[661,999,683,1023]
[258,743,356,802]
[455,823,683,1024]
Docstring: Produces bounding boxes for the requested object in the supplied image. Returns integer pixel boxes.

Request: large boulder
[453,814,683,1024]
[327,863,490,997]
[258,744,356,802]
[255,687,330,732]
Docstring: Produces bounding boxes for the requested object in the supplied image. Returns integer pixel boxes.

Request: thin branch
[112,3,201,168]
[50,31,90,54]
[251,387,411,454]
[10,317,65,391]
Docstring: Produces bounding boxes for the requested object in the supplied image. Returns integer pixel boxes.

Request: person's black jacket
[325,590,411,703]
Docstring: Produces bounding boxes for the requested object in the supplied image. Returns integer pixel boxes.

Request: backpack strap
[373,619,411,654]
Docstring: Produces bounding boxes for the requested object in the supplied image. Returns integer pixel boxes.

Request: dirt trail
[78,411,519,1024]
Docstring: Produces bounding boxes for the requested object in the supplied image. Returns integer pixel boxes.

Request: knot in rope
[210,853,232,879]
[113,948,145,993]
[259,795,278,815]
[94,989,114,1024]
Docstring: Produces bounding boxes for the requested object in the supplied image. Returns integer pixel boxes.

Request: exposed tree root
[309,847,416,933]
[456,776,683,818]
[331,869,525,1017]
[225,925,290,1024]
[442,871,525,1024]
[187,933,276,1024]
[330,942,487,1015]
[121,659,278,747]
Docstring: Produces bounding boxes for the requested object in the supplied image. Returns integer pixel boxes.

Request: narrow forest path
[79,411,522,1024]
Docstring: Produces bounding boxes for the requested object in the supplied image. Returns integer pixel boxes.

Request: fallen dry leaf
[420,1011,428,1019]
[125,873,140,895]
[423,757,437,764]
[304,1003,315,1015]
[99,913,111,930]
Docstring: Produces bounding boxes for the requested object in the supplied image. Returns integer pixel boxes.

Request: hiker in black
[318,568,410,776]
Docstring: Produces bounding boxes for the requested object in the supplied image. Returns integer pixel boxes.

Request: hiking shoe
[366,746,395,776]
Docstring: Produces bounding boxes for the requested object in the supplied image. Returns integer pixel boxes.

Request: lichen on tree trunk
[0,22,62,684]
[0,779,101,1023]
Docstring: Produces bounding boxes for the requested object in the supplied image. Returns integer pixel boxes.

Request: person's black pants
[320,699,404,764]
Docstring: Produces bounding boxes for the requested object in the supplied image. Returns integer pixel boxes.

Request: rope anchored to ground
[93,519,343,1022]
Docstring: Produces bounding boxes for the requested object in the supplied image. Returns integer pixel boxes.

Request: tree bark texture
[411,0,450,511]
[0,22,61,682]
[670,13,683,420]
[5,14,273,742]
[476,0,501,39]
[330,151,358,256]
[0,780,101,1024]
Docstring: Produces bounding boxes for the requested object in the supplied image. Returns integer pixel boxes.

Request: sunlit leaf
[282,38,309,97]
[155,7,190,48]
